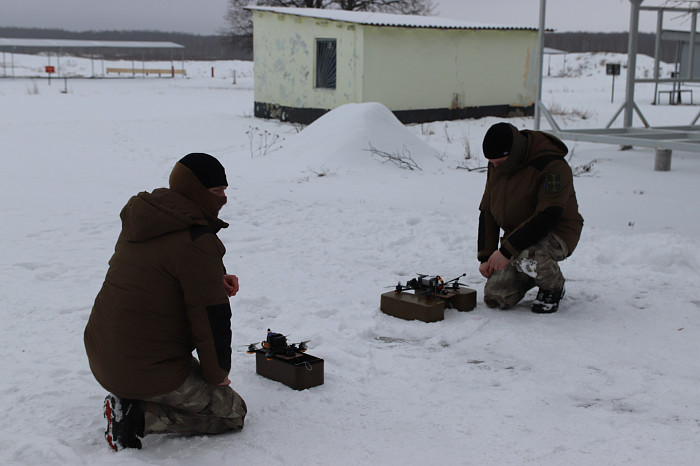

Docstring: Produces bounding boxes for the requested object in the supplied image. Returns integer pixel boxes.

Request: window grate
[316,39,336,89]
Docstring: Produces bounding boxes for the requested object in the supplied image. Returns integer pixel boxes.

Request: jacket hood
[169,162,227,219]
[120,188,227,242]
[521,130,569,162]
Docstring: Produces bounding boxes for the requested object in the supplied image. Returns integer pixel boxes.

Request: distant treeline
[546,32,678,63]
[0,27,682,63]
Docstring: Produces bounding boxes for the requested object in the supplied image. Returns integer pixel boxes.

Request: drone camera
[266,332,288,350]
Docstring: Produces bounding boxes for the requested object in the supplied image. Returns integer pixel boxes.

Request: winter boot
[104,394,144,451]
[531,286,565,314]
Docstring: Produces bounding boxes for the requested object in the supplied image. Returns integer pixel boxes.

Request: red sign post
[45,65,55,84]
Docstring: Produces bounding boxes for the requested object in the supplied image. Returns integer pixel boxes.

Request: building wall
[252,10,363,118]
[252,9,537,123]
[361,27,537,112]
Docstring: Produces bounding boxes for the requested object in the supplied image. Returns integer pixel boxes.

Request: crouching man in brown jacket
[84,153,247,451]
[478,123,583,313]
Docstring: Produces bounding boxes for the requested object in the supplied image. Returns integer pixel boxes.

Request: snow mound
[276,102,442,172]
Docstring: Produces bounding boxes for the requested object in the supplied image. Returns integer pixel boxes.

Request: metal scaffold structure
[535,0,700,168]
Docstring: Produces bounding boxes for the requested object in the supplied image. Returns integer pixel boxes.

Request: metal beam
[534,0,546,130]
[624,0,643,128]
[553,125,700,152]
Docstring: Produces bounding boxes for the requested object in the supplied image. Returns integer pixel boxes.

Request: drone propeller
[296,340,310,352]
[245,342,261,354]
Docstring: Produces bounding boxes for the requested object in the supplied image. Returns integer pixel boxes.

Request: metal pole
[624,0,643,129]
[611,74,616,103]
[652,9,663,104]
[563,54,566,76]
[689,11,697,79]
[534,0,546,130]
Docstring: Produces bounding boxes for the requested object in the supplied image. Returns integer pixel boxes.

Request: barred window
[315,39,337,89]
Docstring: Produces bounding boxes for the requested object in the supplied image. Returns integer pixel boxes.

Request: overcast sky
[0,1,691,35]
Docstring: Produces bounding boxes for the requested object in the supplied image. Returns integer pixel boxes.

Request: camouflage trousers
[484,233,569,309]
[139,359,247,436]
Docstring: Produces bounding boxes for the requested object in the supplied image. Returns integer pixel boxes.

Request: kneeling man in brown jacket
[84,153,247,451]
[478,123,583,313]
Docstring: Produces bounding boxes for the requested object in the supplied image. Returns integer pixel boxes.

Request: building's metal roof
[247,6,537,31]
[544,47,567,55]
[0,38,184,49]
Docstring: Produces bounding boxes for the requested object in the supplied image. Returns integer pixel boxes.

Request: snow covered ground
[1,52,699,465]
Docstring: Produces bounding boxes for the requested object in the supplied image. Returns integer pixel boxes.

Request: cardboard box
[255,350,324,390]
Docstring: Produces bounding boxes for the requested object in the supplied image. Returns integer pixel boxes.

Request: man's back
[85,188,228,399]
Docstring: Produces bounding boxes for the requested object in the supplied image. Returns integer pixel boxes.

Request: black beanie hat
[482,123,517,159]
[177,153,228,188]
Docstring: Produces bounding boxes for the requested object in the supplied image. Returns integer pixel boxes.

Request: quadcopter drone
[246,329,310,359]
[394,273,467,297]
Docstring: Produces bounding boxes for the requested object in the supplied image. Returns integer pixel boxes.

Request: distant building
[248,7,538,124]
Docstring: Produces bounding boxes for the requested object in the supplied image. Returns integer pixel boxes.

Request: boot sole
[104,396,118,451]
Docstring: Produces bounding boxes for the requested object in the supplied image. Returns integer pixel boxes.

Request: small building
[248,6,538,124]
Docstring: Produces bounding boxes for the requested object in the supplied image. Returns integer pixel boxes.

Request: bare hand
[487,250,510,272]
[479,261,493,279]
[217,376,231,386]
[223,274,239,297]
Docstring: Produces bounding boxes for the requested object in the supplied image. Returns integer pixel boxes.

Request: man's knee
[483,290,522,309]
[484,269,531,309]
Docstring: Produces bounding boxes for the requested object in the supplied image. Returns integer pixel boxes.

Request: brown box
[255,350,324,390]
[380,291,447,322]
[446,287,477,312]
[380,287,477,322]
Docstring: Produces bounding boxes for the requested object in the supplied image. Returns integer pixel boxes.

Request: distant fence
[105,67,186,77]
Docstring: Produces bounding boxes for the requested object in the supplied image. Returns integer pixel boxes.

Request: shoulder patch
[544,173,562,193]
[189,224,214,242]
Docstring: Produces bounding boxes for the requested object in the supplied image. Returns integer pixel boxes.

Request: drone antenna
[445,273,467,284]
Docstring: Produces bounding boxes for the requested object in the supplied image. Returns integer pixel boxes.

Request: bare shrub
[246,126,283,157]
[571,159,600,176]
[366,143,421,170]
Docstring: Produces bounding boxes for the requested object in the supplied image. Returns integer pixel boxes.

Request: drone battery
[380,291,446,323]
[255,350,324,390]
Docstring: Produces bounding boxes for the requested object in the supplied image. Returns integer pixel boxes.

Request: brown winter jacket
[478,129,583,262]
[84,188,232,399]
